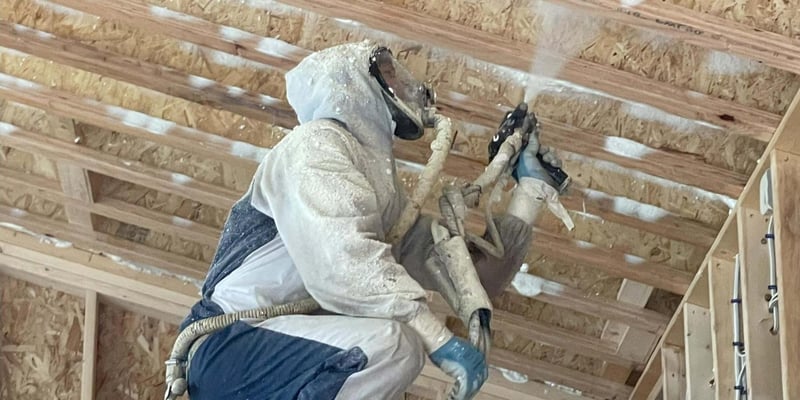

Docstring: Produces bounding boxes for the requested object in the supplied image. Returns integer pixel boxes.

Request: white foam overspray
[490,365,529,384]
[0,122,16,136]
[229,141,269,161]
[255,38,309,61]
[149,5,197,22]
[511,263,545,297]
[0,213,202,287]
[219,26,249,42]
[35,0,86,18]
[0,221,73,248]
[624,254,646,265]
[12,24,55,41]
[564,152,737,210]
[187,75,216,89]
[208,50,273,71]
[171,216,194,228]
[105,254,202,288]
[603,136,656,160]
[582,188,671,223]
[226,86,246,97]
[105,107,176,135]
[623,102,720,131]
[705,50,765,76]
[171,173,193,185]
[545,380,584,396]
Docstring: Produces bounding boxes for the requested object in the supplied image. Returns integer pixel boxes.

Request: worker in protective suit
[180,41,564,400]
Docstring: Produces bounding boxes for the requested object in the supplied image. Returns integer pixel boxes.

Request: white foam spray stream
[523,1,603,103]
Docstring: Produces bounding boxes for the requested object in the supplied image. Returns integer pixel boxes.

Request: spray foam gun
[489,103,570,193]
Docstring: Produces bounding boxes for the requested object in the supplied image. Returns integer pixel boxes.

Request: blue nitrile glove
[514,138,561,188]
[429,336,488,400]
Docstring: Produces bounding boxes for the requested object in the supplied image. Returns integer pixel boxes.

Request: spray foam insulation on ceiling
[0,276,83,400]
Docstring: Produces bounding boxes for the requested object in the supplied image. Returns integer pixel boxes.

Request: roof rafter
[551,0,800,75]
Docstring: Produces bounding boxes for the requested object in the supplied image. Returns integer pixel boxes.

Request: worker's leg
[188,314,425,400]
[398,213,533,298]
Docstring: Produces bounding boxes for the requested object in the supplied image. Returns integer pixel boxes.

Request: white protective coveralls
[182,41,542,400]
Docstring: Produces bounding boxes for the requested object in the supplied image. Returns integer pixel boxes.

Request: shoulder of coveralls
[276,119,363,167]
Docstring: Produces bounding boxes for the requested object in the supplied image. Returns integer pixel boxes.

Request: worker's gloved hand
[429,336,488,400]
[514,139,562,189]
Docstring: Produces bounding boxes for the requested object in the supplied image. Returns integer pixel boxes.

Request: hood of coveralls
[286,41,395,155]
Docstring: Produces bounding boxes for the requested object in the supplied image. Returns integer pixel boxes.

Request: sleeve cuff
[509,177,575,230]
[406,304,453,353]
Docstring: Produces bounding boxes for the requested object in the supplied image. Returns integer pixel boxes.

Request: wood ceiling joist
[492,348,633,399]
[0,166,220,247]
[558,189,717,248]
[46,116,96,231]
[0,203,206,279]
[533,228,693,294]
[0,21,747,199]
[511,276,669,334]
[0,73,265,171]
[276,0,781,140]
[0,120,237,209]
[550,0,800,76]
[492,309,644,368]
[435,95,747,198]
[0,23,297,128]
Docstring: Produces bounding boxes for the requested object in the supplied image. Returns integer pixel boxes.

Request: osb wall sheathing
[0,276,83,400]
[96,302,176,399]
